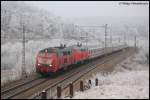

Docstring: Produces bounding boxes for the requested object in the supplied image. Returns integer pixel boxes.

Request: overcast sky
[26,1,149,18]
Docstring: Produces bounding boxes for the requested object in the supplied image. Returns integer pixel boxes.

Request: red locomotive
[35,43,90,74]
[35,43,127,74]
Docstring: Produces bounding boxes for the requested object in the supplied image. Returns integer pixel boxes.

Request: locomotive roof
[39,45,88,53]
[39,44,127,53]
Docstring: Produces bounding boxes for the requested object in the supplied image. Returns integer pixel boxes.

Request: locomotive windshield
[38,57,52,65]
[40,48,55,53]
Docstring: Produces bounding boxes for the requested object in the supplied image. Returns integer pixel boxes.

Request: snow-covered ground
[70,39,149,99]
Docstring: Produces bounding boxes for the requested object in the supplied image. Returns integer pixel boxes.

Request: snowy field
[70,39,149,99]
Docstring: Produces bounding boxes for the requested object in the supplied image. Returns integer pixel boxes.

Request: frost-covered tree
[1,1,83,43]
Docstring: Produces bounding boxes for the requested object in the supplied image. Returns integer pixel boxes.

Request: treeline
[1,1,84,41]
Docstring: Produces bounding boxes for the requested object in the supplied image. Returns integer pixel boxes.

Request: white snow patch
[71,58,149,99]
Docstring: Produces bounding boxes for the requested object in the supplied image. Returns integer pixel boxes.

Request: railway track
[1,76,48,99]
[1,47,134,99]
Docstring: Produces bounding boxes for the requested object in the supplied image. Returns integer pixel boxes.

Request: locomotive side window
[68,51,71,55]
[63,51,71,55]
[81,49,86,52]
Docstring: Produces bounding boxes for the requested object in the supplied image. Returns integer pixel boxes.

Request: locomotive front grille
[41,64,49,67]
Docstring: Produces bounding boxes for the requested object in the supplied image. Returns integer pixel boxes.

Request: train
[35,43,128,75]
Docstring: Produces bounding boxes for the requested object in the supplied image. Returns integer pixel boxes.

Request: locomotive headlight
[49,64,52,67]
